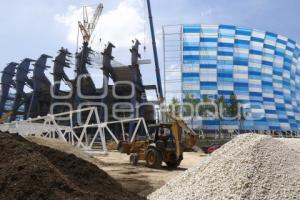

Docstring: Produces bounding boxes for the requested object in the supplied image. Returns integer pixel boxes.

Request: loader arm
[170,121,182,159]
[170,116,198,159]
[0,111,12,123]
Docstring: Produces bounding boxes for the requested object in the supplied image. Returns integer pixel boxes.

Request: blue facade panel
[182,24,300,131]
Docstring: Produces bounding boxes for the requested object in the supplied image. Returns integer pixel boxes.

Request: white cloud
[54,5,92,45]
[54,0,146,51]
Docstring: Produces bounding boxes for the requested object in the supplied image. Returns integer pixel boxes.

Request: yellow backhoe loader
[118,116,198,169]
[0,112,12,123]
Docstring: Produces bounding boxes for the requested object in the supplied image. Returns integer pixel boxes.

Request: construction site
[0,0,300,200]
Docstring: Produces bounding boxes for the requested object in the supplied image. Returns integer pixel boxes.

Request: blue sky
[1,0,300,87]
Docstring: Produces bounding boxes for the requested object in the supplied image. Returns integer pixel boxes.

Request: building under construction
[0,2,162,142]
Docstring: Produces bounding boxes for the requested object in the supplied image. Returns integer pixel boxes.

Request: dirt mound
[149,134,300,200]
[27,136,104,167]
[0,133,144,200]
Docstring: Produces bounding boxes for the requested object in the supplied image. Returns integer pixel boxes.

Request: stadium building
[163,24,300,132]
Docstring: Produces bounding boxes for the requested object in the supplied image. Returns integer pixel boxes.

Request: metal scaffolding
[0,107,150,155]
[162,25,183,104]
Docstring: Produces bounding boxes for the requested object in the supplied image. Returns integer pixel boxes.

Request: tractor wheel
[145,148,162,169]
[165,159,182,168]
[165,153,182,169]
[129,153,139,166]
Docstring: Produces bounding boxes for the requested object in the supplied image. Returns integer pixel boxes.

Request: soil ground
[96,151,205,197]
[0,133,144,200]
[28,137,206,197]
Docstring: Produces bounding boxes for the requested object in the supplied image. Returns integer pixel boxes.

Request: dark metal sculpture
[75,42,96,94]
[51,48,73,115]
[1,40,157,131]
[128,40,144,134]
[73,42,96,112]
[0,62,18,117]
[100,42,116,121]
[27,54,52,118]
[10,59,35,121]
[10,58,34,121]
[52,47,72,96]
[102,42,116,83]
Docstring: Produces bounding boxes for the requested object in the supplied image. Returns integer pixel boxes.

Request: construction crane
[78,3,103,43]
[146,0,163,102]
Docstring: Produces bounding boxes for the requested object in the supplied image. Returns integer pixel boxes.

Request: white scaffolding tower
[162,25,183,104]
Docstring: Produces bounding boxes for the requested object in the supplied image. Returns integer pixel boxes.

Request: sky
[1,0,300,93]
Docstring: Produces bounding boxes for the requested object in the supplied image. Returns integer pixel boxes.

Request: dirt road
[28,137,206,197]
[96,152,205,197]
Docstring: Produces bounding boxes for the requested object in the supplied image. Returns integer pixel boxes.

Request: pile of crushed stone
[0,133,144,200]
[148,134,300,200]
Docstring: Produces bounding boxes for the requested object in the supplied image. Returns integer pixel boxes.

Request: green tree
[199,95,216,117]
[215,95,225,131]
[183,94,199,129]
[215,95,225,119]
[227,93,247,131]
[228,93,239,118]
[168,97,180,117]
[239,105,246,131]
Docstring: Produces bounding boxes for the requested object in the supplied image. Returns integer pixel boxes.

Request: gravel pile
[148,134,300,200]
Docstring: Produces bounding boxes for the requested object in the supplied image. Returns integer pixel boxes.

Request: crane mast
[78,3,103,43]
[146,0,163,102]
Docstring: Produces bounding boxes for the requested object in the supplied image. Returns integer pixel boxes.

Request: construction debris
[148,134,300,200]
[0,133,144,200]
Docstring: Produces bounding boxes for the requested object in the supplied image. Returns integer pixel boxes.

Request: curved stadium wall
[182,24,300,131]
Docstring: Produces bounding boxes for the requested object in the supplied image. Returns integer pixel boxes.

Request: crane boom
[78,3,103,43]
[88,3,103,36]
[146,0,163,102]
[78,21,90,42]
